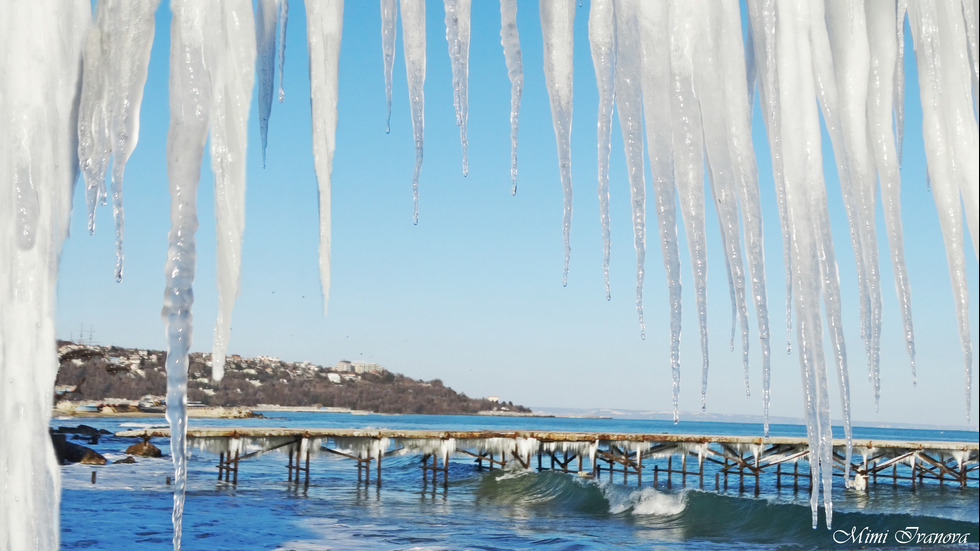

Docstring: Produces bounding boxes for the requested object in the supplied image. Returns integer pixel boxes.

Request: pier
[115,427,979,492]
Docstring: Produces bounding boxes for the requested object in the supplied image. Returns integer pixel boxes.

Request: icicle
[866,0,916,381]
[639,0,683,423]
[381,0,397,133]
[77,25,111,236]
[0,3,87,549]
[812,0,855,519]
[668,1,710,411]
[908,1,977,420]
[540,0,576,286]
[745,8,758,111]
[825,1,884,407]
[443,0,471,176]
[747,0,794,358]
[896,0,907,163]
[277,0,289,102]
[164,2,212,546]
[614,0,646,340]
[588,0,614,302]
[499,0,523,194]
[77,0,160,281]
[695,4,752,399]
[306,0,344,316]
[962,0,978,115]
[211,1,257,382]
[255,0,278,167]
[717,0,772,418]
[773,0,852,528]
[400,0,426,224]
[935,3,979,262]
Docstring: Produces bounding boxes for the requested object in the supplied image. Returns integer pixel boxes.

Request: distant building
[487,396,500,403]
[334,360,383,374]
[351,362,382,374]
[334,360,354,372]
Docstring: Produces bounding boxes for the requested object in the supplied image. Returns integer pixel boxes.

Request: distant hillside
[54,341,530,416]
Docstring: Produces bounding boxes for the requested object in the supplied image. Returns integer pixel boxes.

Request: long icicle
[381,0,397,133]
[77,0,160,282]
[824,1,883,408]
[810,0,854,497]
[587,0,615,301]
[499,0,523,195]
[668,0,710,413]
[400,0,426,224]
[255,0,278,167]
[210,0,256,382]
[277,0,289,102]
[908,1,977,421]
[614,0,647,340]
[443,0,471,176]
[0,3,87,549]
[540,0,576,286]
[747,0,794,358]
[775,0,848,528]
[716,0,772,431]
[639,0,683,423]
[164,3,212,547]
[866,0,917,381]
[696,4,752,400]
[306,0,344,315]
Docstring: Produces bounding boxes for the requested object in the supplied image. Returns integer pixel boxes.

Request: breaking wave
[474,469,979,547]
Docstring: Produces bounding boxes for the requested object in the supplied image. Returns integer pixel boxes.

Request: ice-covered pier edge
[0,0,978,548]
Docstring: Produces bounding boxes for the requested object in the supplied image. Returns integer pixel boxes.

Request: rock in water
[50,432,108,465]
[125,440,162,457]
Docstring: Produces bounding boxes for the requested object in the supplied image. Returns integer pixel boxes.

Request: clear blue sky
[56,1,978,428]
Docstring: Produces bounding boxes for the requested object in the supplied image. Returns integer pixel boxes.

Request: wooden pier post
[304,448,310,486]
[637,453,643,487]
[723,457,729,490]
[681,454,687,488]
[698,454,703,489]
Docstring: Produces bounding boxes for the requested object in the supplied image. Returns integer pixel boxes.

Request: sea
[55,412,979,550]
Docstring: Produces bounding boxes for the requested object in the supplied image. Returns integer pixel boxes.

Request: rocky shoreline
[50,424,163,466]
[53,399,261,419]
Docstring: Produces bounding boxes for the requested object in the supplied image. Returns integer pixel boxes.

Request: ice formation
[1,1,978,548]
[443,0,471,176]
[305,0,344,316]
[162,1,258,546]
[588,0,616,302]
[540,0,577,287]
[77,0,160,283]
[400,0,426,225]
[255,0,280,167]
[498,0,523,194]
[1,4,88,549]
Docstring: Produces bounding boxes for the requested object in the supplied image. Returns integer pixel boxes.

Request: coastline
[51,401,564,420]
[53,400,260,419]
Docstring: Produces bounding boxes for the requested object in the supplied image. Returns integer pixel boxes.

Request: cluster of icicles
[1,0,978,548]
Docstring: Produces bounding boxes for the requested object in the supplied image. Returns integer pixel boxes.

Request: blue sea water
[56,412,979,550]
